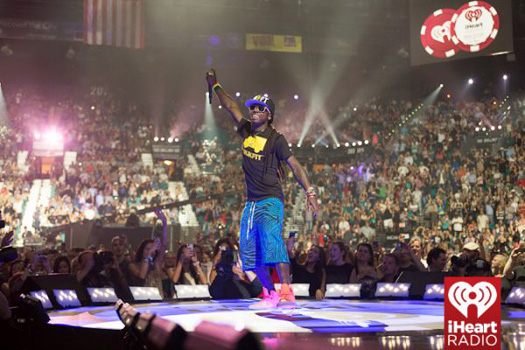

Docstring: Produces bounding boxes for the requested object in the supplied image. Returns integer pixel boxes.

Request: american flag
[84,0,145,49]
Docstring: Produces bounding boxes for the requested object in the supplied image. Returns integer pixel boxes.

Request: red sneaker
[279,283,296,309]
[249,288,280,309]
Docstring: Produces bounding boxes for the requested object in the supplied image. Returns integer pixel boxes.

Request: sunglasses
[249,104,269,113]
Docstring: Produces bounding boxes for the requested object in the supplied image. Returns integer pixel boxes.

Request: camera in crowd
[0,246,18,264]
[216,249,239,278]
[93,251,115,272]
[450,255,467,268]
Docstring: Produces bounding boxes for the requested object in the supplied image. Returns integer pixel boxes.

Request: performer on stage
[206,69,319,309]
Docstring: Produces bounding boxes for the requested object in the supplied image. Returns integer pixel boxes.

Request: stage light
[325,144,329,148]
[490,126,495,131]
[375,283,410,298]
[364,140,369,145]
[168,137,173,143]
[482,127,486,132]
[498,125,502,130]
[324,284,361,298]
[350,166,354,170]
[147,315,188,350]
[130,287,163,301]
[475,127,480,132]
[468,78,474,85]
[175,285,211,300]
[87,288,118,303]
[288,143,292,147]
[29,290,53,309]
[336,144,340,148]
[154,136,159,142]
[352,142,356,147]
[439,84,444,88]
[506,287,525,306]
[503,74,508,81]
[344,142,349,147]
[185,321,261,350]
[353,107,357,111]
[53,289,81,308]
[175,137,179,142]
[274,284,309,297]
[235,92,241,97]
[447,94,451,99]
[297,143,301,148]
[160,137,165,142]
[91,106,95,110]
[357,141,362,146]
[293,94,299,100]
[34,132,41,140]
[423,284,445,300]
[311,144,315,148]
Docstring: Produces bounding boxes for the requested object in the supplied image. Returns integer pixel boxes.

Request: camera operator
[208,239,262,299]
[75,250,130,299]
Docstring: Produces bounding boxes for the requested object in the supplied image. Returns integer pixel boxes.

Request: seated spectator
[111,235,138,286]
[171,244,207,285]
[409,236,427,268]
[394,242,426,274]
[501,250,523,299]
[350,243,378,283]
[289,243,326,300]
[325,241,352,284]
[426,248,447,272]
[378,254,400,283]
[129,209,168,296]
[53,256,71,274]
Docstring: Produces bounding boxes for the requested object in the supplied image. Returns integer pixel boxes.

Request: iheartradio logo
[430,21,452,44]
[466,9,482,22]
[445,277,500,350]
[448,281,497,318]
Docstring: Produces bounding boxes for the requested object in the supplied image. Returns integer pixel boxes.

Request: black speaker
[396,271,448,299]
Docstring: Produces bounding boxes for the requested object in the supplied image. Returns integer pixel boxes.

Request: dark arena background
[0,0,524,349]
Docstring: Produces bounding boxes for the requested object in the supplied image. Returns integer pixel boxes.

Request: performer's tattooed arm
[286,156,312,191]
[206,68,244,127]
[286,156,319,217]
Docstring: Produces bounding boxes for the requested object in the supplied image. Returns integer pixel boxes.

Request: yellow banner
[246,34,302,53]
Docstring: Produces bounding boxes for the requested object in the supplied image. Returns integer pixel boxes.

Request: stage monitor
[410,0,513,65]
[397,271,448,299]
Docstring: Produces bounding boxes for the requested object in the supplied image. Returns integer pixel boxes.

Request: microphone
[207,72,213,104]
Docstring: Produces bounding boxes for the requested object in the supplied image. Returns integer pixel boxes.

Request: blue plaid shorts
[239,197,290,270]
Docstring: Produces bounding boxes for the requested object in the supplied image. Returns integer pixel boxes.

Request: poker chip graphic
[420,9,459,58]
[451,1,499,52]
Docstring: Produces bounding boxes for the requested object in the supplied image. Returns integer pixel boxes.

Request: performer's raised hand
[206,68,217,87]
[307,195,319,219]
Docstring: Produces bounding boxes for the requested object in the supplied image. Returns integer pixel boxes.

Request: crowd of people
[0,84,524,308]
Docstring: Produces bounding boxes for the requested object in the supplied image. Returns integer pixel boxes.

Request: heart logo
[466,9,482,22]
[448,281,497,318]
[430,21,452,43]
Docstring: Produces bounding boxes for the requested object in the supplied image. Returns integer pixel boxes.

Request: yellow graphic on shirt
[243,135,267,161]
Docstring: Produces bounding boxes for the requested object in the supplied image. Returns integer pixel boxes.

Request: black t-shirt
[291,258,323,297]
[237,119,293,201]
[325,263,353,284]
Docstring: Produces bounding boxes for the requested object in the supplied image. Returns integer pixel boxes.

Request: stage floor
[48,299,525,349]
